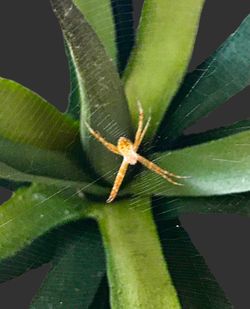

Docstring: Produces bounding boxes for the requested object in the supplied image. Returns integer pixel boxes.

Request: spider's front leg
[85,122,120,155]
[134,101,144,147]
[134,101,151,151]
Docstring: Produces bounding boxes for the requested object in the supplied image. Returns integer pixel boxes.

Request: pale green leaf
[0,183,90,261]
[0,77,78,151]
[124,0,204,138]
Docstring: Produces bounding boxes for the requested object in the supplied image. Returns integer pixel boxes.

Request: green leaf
[0,77,78,151]
[112,0,134,73]
[0,161,105,195]
[124,0,204,138]
[51,0,132,183]
[30,220,106,309]
[156,218,232,308]
[0,78,95,190]
[66,0,117,119]
[152,192,250,220]
[0,231,56,284]
[158,15,250,145]
[0,178,27,191]
[129,130,250,197]
[66,0,135,118]
[0,137,87,182]
[169,119,250,150]
[89,275,110,309]
[0,137,106,194]
[73,0,117,61]
[95,197,181,309]
[0,183,90,261]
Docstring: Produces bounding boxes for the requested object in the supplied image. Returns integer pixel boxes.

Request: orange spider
[85,102,186,203]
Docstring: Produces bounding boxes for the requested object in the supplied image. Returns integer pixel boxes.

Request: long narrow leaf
[89,275,110,309]
[30,220,106,309]
[0,78,78,151]
[112,0,134,73]
[0,137,106,194]
[0,184,89,261]
[0,231,56,284]
[124,0,204,138]
[152,192,250,220]
[73,0,117,61]
[158,15,250,145]
[51,0,132,183]
[169,119,250,150]
[156,218,232,308]
[0,137,87,183]
[66,0,117,119]
[128,130,250,197]
[0,162,105,195]
[0,179,27,191]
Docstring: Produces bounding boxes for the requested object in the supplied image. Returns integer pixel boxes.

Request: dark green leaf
[89,275,110,309]
[66,0,117,119]
[169,119,250,150]
[0,137,106,194]
[51,0,132,183]
[158,15,250,146]
[0,183,90,261]
[0,231,56,284]
[152,192,250,220]
[124,0,204,138]
[65,41,81,120]
[30,220,106,309]
[73,0,117,60]
[0,78,95,189]
[0,161,105,195]
[111,0,134,73]
[0,77,78,151]
[156,218,232,308]
[0,137,88,183]
[129,130,250,197]
[0,178,27,191]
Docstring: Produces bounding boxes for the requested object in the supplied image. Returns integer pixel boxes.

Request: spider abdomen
[117,137,138,165]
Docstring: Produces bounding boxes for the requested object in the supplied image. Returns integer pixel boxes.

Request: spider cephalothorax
[117,137,137,165]
[85,102,186,203]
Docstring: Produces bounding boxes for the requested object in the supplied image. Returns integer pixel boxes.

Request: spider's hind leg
[161,169,190,179]
[137,154,186,186]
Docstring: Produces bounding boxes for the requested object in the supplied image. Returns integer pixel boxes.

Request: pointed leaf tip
[159,15,250,145]
[124,0,205,139]
[51,0,132,183]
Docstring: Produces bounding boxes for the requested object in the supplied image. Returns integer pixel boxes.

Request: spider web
[0,0,249,308]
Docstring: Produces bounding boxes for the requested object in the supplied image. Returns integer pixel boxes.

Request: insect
[85,102,186,203]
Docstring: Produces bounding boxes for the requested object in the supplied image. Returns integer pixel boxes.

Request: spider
[85,102,186,203]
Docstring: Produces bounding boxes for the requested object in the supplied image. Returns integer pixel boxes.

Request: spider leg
[133,101,151,151]
[137,154,184,186]
[85,121,120,155]
[107,159,129,203]
[134,101,144,148]
[134,116,151,151]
